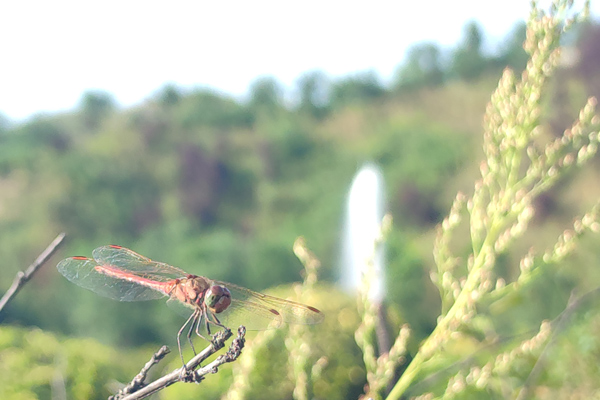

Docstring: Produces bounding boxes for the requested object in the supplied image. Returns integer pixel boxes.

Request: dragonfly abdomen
[95,264,175,295]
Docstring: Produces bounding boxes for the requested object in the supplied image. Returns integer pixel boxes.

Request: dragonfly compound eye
[205,285,232,313]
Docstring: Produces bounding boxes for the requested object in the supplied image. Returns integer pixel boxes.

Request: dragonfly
[57,245,324,364]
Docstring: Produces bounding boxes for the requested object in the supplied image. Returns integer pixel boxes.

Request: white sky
[0,0,596,122]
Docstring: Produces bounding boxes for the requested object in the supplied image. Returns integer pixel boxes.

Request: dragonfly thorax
[172,277,231,313]
[171,276,211,306]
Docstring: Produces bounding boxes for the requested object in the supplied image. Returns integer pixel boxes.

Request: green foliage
[496,22,529,72]
[248,76,284,113]
[330,71,386,108]
[175,90,254,129]
[395,43,445,90]
[54,154,162,239]
[0,112,9,132]
[296,70,330,118]
[79,90,116,130]
[371,117,469,225]
[0,325,148,400]
[0,118,69,174]
[156,83,182,107]
[451,21,488,81]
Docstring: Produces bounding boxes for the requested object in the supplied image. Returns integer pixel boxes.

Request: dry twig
[112,326,246,400]
[0,233,66,313]
[109,346,170,399]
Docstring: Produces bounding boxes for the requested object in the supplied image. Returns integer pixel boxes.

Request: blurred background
[2,1,600,398]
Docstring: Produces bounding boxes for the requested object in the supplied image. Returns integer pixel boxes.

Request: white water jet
[341,163,385,302]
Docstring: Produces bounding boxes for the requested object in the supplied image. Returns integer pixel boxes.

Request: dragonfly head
[205,285,232,313]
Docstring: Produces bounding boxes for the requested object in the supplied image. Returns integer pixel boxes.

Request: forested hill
[1,19,599,349]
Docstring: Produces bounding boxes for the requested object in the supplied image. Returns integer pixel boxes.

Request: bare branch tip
[0,233,67,314]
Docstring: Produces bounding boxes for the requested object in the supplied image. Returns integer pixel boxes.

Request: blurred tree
[266,127,317,181]
[22,118,70,152]
[79,90,116,130]
[330,70,386,108]
[451,21,487,81]
[54,155,162,239]
[372,118,468,228]
[0,118,69,174]
[0,112,9,133]
[576,22,600,100]
[496,21,528,72]
[177,90,254,129]
[131,106,170,148]
[394,42,445,90]
[178,144,228,225]
[296,70,330,118]
[464,20,482,51]
[248,76,284,113]
[157,83,182,107]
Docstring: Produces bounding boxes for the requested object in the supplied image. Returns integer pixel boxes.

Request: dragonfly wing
[92,245,188,282]
[57,257,167,301]
[166,297,195,318]
[214,280,324,326]
[213,298,284,331]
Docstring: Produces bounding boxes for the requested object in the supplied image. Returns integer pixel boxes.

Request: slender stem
[516,287,600,400]
[0,233,66,313]
[388,220,501,399]
[386,349,426,399]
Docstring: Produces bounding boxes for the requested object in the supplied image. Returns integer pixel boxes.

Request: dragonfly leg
[194,311,209,341]
[207,310,229,330]
[177,310,199,368]
[201,304,231,343]
[204,310,232,347]
[186,313,198,356]
[205,308,212,336]
[212,314,228,330]
[201,304,223,344]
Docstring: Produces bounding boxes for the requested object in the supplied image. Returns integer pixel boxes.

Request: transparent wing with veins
[213,280,324,328]
[92,245,188,281]
[56,256,169,301]
[57,245,185,302]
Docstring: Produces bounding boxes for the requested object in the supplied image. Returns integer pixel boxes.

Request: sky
[0,0,596,122]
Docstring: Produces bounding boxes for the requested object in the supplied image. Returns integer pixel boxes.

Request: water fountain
[342,162,390,358]
[342,163,385,302]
